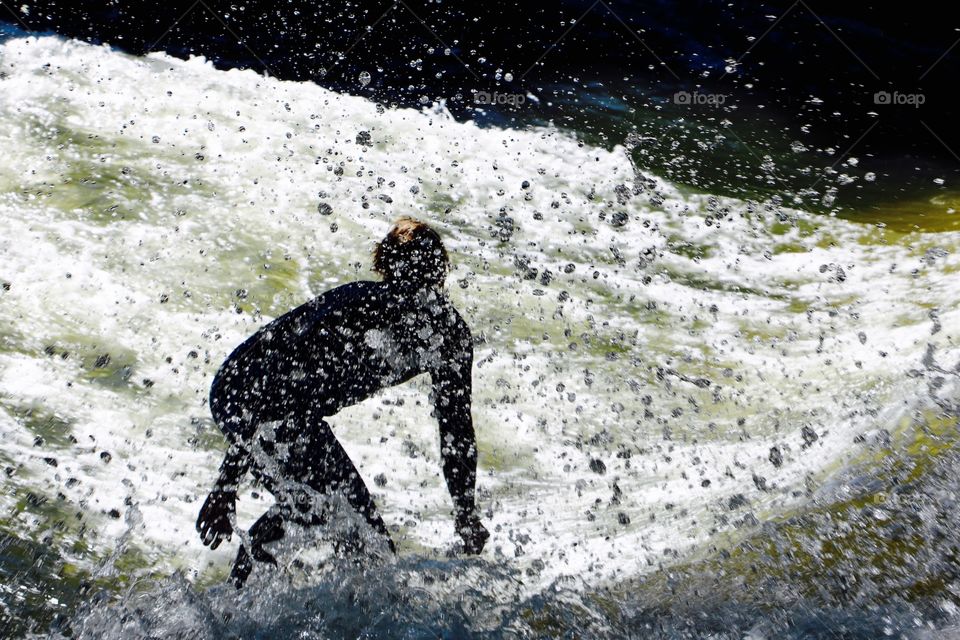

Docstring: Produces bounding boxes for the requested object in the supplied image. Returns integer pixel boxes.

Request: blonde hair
[373,217,449,286]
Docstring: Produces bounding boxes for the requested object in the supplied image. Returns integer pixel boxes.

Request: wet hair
[373,217,449,286]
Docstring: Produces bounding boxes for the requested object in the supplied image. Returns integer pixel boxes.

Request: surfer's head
[373,217,449,287]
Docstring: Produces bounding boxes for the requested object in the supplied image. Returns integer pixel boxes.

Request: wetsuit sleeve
[432,329,478,520]
[215,442,250,491]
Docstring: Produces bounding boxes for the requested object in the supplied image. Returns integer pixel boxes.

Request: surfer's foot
[250,544,278,566]
[230,546,253,589]
[230,542,279,589]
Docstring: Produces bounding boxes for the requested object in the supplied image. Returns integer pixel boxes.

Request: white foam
[0,34,958,591]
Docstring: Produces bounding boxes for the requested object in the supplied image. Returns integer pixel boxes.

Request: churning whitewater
[0,33,958,637]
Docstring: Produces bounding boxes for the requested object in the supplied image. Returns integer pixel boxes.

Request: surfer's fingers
[201,526,216,546]
[210,525,233,549]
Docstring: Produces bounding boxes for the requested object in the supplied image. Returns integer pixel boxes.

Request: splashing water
[0,33,958,637]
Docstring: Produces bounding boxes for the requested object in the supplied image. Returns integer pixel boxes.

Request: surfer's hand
[197,488,236,550]
[455,512,489,555]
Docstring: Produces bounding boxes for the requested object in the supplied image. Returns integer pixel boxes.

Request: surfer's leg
[306,417,396,553]
[225,413,294,588]
[249,508,285,564]
[229,507,287,588]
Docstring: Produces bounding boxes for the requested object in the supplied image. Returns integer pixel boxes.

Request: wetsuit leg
[266,413,395,552]
[230,413,395,586]
[249,508,286,563]
[300,415,395,552]
[230,508,285,588]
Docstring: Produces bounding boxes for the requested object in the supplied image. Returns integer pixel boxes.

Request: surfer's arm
[215,442,250,492]
[196,443,249,549]
[432,335,489,553]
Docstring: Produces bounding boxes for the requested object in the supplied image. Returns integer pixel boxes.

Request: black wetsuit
[208,280,477,580]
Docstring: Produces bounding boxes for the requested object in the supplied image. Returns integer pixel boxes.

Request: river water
[1,31,959,638]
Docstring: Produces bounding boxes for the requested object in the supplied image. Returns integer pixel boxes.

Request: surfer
[196,217,488,587]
